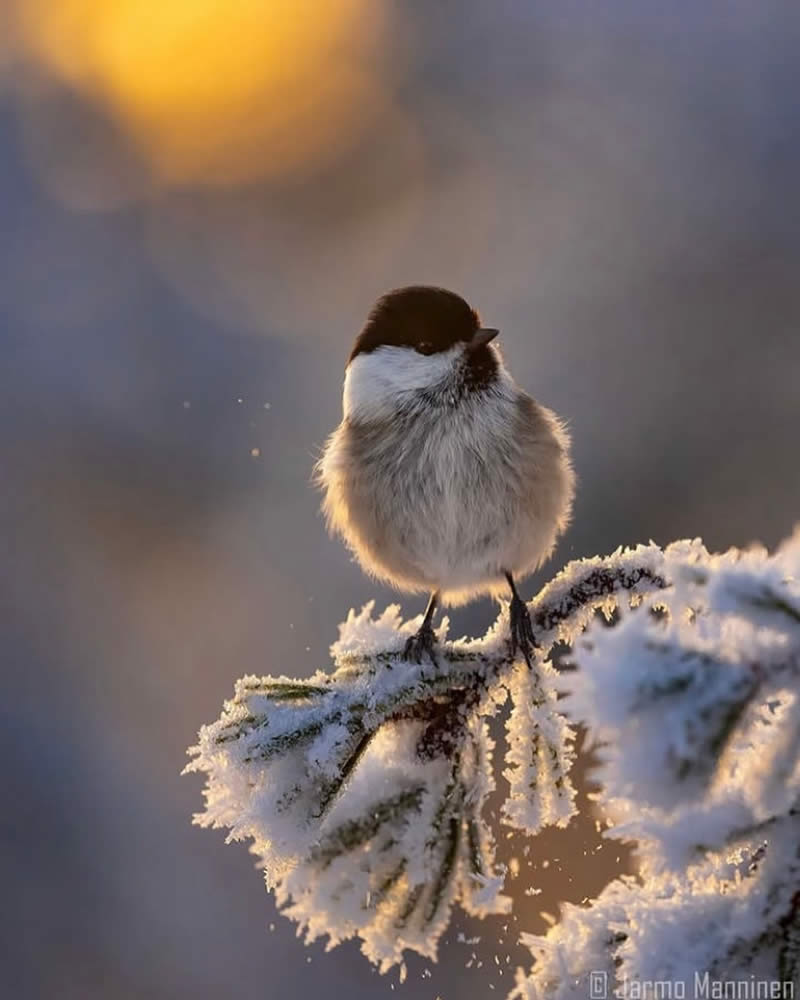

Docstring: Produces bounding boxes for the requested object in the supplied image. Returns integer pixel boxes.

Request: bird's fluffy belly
[320,394,572,604]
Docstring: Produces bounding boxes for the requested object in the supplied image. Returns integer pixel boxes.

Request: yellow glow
[18,0,386,185]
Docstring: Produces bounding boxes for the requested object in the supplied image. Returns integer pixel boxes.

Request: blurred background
[2,1,799,997]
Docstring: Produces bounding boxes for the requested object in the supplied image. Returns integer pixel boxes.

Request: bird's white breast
[320,346,573,605]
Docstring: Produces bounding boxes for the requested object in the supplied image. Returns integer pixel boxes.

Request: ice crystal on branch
[514,529,800,998]
[186,546,669,972]
[187,531,800,993]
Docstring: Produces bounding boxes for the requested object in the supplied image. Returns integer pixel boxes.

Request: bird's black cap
[348,286,484,365]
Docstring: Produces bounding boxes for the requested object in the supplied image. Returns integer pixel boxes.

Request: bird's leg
[505,570,536,668]
[403,590,440,665]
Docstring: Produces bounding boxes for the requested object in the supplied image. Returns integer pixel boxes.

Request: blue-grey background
[2,2,799,997]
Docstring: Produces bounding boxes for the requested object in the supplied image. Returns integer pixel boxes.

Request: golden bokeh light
[16,0,388,185]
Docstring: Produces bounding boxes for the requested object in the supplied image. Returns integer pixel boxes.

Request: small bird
[316,286,574,666]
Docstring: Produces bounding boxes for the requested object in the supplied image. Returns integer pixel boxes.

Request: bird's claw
[509,594,536,668]
[403,622,439,666]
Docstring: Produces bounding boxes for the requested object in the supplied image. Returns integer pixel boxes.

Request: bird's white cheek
[342,347,457,420]
[343,362,393,421]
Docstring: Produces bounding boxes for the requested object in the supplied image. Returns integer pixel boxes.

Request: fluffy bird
[316,286,574,665]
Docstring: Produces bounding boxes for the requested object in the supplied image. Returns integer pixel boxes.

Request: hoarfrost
[187,532,800,993]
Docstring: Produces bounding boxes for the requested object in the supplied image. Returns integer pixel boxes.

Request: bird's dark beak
[468,328,499,351]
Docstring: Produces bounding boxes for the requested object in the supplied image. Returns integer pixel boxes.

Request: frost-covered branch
[513,529,800,998]
[185,544,670,973]
[187,531,800,993]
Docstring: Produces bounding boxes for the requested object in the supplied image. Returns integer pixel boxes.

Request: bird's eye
[416,341,436,355]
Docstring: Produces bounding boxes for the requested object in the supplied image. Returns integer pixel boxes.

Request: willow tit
[316,286,574,666]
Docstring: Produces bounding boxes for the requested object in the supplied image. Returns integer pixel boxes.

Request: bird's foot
[509,594,536,668]
[403,621,439,666]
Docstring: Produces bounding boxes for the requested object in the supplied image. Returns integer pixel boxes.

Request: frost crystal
[515,529,800,998]
[187,532,800,995]
[186,548,667,973]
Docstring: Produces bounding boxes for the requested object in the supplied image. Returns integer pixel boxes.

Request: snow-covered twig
[514,529,800,998]
[187,531,800,994]
[185,544,670,972]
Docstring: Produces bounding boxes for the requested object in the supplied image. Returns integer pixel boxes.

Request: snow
[515,529,800,997]
[187,530,800,994]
